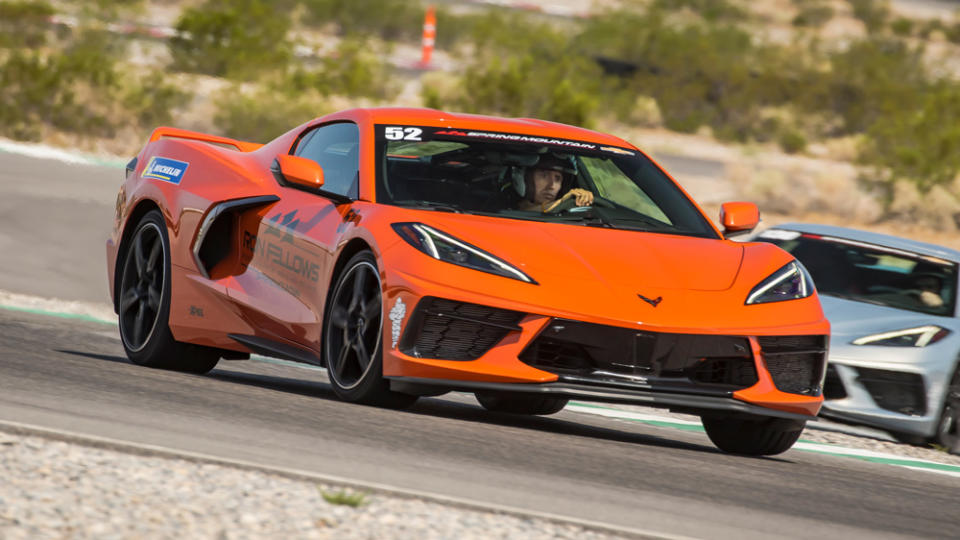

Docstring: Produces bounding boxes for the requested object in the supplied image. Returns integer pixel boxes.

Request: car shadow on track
[56,349,135,365]
[56,350,788,460]
[407,395,736,457]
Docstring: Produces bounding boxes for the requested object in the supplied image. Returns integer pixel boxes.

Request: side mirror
[275,154,324,189]
[720,201,759,238]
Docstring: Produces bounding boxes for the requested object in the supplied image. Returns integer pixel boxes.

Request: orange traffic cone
[421,6,436,68]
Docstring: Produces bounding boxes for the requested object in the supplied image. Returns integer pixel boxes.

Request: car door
[230,122,361,352]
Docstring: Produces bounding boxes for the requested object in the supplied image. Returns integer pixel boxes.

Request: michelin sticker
[389,297,406,348]
[142,156,189,184]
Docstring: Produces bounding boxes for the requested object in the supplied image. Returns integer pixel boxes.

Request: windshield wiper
[393,200,464,213]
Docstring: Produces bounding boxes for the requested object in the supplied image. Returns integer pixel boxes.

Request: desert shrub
[798,38,928,136]
[448,53,599,127]
[122,73,190,127]
[301,0,423,40]
[651,0,746,22]
[0,30,124,139]
[778,130,808,154]
[792,1,834,27]
[889,17,914,37]
[170,0,291,79]
[288,38,396,99]
[0,0,55,48]
[213,85,328,143]
[577,9,803,141]
[433,13,601,127]
[848,0,890,34]
[0,27,187,141]
[859,83,960,194]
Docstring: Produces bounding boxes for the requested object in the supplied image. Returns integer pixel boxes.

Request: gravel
[0,431,630,540]
[2,402,957,540]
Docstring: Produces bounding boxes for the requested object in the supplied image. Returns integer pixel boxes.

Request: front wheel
[475,391,568,416]
[931,366,960,454]
[117,210,220,374]
[323,251,417,409]
[700,414,806,456]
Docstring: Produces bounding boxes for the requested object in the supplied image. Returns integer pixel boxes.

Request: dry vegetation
[4,0,960,242]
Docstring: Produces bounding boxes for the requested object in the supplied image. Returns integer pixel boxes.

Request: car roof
[339,107,635,149]
[766,222,960,263]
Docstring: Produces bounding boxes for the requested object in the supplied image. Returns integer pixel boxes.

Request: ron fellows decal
[142,156,189,184]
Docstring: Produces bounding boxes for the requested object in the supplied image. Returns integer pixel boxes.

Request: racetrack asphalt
[2,308,958,540]
[1,143,958,539]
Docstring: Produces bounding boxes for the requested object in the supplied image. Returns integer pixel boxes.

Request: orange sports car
[106,107,829,455]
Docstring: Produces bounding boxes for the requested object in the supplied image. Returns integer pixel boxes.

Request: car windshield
[374,125,718,239]
[756,230,958,317]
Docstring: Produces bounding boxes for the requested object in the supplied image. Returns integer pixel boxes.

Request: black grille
[690,358,758,387]
[757,335,827,396]
[520,319,757,391]
[399,297,525,361]
[823,364,847,400]
[856,367,927,416]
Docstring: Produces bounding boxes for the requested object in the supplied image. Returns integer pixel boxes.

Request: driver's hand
[568,188,594,207]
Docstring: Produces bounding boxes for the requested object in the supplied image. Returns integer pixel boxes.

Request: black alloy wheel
[119,220,164,353]
[117,210,219,374]
[324,251,417,408]
[934,366,960,454]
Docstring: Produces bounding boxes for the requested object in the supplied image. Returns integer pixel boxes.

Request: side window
[294,122,360,197]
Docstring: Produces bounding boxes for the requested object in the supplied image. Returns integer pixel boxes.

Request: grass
[320,487,368,507]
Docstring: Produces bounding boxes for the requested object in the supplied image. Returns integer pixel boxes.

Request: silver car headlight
[745,261,814,305]
[392,222,536,284]
[852,326,951,347]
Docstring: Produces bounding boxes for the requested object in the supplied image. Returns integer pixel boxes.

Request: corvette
[106,107,829,455]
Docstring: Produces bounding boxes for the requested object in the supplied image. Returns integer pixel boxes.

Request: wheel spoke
[146,238,161,270]
[146,284,161,311]
[134,234,147,277]
[349,269,367,310]
[331,343,350,376]
[119,288,139,315]
[354,339,371,372]
[361,296,380,321]
[133,303,146,345]
[329,305,349,329]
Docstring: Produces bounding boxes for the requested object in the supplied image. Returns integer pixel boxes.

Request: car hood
[820,294,957,342]
[423,214,742,291]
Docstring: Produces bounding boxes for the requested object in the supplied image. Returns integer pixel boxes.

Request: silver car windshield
[761,234,957,317]
[373,125,718,239]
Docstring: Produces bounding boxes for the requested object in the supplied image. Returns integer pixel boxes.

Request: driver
[516,154,593,213]
[912,274,945,308]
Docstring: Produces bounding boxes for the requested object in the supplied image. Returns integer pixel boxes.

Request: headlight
[852,326,951,347]
[745,261,814,305]
[392,222,536,284]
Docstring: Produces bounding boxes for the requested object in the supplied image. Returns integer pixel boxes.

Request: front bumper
[382,288,827,419]
[821,346,957,437]
[388,376,818,421]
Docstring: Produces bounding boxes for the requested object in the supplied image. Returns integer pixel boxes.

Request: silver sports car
[751,223,959,452]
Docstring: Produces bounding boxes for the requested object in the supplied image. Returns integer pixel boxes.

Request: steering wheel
[547,194,616,214]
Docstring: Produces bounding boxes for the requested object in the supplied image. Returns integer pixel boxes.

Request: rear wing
[147,127,263,152]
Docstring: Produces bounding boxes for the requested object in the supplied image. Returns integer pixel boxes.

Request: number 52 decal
[384,126,423,141]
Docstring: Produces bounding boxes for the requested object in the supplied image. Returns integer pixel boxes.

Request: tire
[117,210,220,374]
[323,251,418,409]
[889,431,927,446]
[700,414,806,456]
[475,391,568,416]
[930,365,960,454]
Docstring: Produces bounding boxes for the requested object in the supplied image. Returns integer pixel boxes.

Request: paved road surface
[1,308,957,540]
